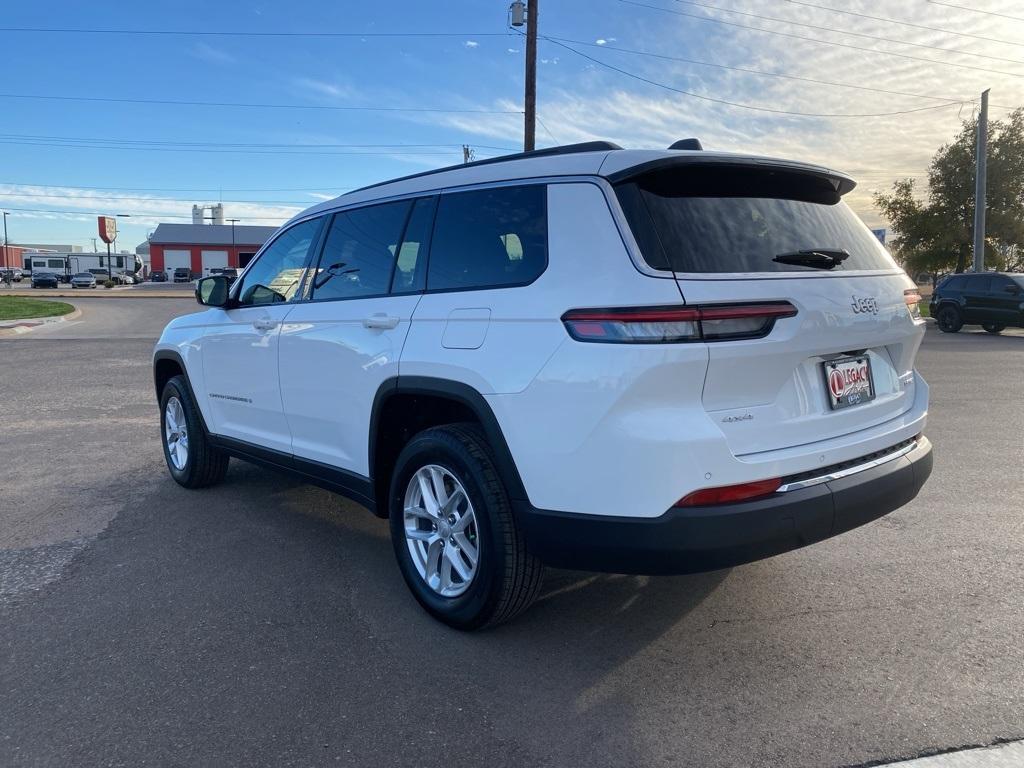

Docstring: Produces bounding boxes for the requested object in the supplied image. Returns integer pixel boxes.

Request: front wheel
[160,375,229,488]
[982,323,1005,335]
[389,423,544,630]
[936,305,963,333]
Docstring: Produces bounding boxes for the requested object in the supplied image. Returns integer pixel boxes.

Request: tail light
[904,289,922,320]
[675,477,782,507]
[561,302,797,343]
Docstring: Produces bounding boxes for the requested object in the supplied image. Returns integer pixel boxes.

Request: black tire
[982,323,1005,335]
[936,305,963,333]
[388,423,544,630]
[159,374,229,488]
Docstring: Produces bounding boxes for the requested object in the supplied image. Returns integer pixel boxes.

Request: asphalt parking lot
[1,297,1022,768]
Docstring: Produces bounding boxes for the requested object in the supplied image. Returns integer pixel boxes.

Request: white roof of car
[288,145,854,227]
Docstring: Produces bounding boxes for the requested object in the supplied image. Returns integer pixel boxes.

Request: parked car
[150,270,168,282]
[31,272,59,289]
[71,272,97,289]
[1,267,24,282]
[209,267,239,284]
[930,272,1024,334]
[172,267,191,283]
[110,272,136,285]
[154,140,933,629]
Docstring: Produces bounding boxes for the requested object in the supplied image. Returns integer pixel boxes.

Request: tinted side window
[427,185,547,291]
[311,201,411,301]
[236,217,323,306]
[391,196,437,295]
[970,276,992,292]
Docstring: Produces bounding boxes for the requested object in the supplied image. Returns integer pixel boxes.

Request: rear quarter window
[615,165,897,274]
[427,185,547,291]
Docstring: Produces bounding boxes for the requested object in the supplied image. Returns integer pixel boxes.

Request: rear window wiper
[773,249,850,270]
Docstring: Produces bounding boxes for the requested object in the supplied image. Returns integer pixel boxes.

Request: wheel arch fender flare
[153,349,212,437]
[369,376,531,505]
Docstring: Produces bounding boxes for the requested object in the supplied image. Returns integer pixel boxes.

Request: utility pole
[462,145,475,164]
[524,0,538,152]
[973,89,990,273]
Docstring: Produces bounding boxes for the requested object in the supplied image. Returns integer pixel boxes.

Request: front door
[279,196,434,476]
[199,216,324,454]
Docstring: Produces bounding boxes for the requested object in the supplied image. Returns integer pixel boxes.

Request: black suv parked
[930,272,1024,334]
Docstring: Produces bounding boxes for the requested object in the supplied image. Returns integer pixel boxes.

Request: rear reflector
[561,302,796,343]
[675,478,782,507]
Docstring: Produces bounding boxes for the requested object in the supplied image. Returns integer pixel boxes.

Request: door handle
[253,318,279,332]
[363,313,400,330]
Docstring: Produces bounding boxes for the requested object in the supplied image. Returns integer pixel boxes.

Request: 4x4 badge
[851,295,879,315]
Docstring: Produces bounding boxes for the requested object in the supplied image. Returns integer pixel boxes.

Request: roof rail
[350,141,623,195]
[668,138,703,151]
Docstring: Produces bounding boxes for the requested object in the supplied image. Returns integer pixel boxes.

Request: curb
[0,306,82,336]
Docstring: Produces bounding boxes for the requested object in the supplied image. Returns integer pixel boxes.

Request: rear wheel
[936,305,963,333]
[160,375,229,488]
[982,322,1005,334]
[389,423,544,630]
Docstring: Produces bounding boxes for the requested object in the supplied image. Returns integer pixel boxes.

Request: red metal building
[149,223,278,278]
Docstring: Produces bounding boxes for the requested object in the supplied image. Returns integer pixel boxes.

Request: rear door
[278,197,434,475]
[614,163,925,456]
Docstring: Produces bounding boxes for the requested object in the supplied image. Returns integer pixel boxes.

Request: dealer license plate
[823,356,875,410]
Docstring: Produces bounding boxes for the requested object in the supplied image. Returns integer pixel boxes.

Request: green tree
[874,108,1024,278]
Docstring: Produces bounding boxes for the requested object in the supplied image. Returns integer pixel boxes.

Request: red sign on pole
[98,216,117,244]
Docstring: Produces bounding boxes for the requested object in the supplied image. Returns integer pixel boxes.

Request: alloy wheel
[403,465,479,598]
[164,396,190,470]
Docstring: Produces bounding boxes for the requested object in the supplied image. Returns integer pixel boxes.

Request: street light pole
[2,212,9,287]
[227,219,240,270]
[972,89,990,274]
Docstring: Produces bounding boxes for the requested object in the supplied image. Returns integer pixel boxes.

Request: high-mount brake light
[561,302,797,343]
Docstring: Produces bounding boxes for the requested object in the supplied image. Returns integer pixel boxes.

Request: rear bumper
[515,436,932,575]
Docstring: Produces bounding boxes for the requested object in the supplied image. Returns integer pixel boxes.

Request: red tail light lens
[675,478,782,507]
[561,302,796,343]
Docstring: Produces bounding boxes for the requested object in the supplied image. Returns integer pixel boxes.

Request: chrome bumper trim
[776,440,919,493]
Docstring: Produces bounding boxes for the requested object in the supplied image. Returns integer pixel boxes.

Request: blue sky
[2,0,1022,251]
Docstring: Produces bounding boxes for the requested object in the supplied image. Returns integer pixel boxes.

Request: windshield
[615,165,897,274]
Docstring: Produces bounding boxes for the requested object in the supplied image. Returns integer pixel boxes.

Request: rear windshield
[615,165,897,274]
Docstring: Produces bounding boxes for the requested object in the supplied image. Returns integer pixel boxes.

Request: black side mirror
[196,275,231,307]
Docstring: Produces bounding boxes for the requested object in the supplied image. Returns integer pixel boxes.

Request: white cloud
[464,40,480,48]
[188,42,235,64]
[292,77,358,101]
[595,38,616,46]
[507,47,521,53]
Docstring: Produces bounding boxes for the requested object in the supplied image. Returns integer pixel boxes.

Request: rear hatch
[613,160,923,456]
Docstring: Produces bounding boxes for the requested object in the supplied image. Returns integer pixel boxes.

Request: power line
[0,181,352,193]
[0,133,520,152]
[542,36,965,118]
[0,27,509,38]
[618,0,1024,80]
[926,1,1024,23]
[0,206,292,221]
[0,139,499,158]
[0,92,523,114]
[780,0,1024,48]
[668,0,1024,66]
[544,35,1015,108]
[0,190,318,205]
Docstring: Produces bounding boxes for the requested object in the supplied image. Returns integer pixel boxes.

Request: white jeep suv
[154,141,932,629]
